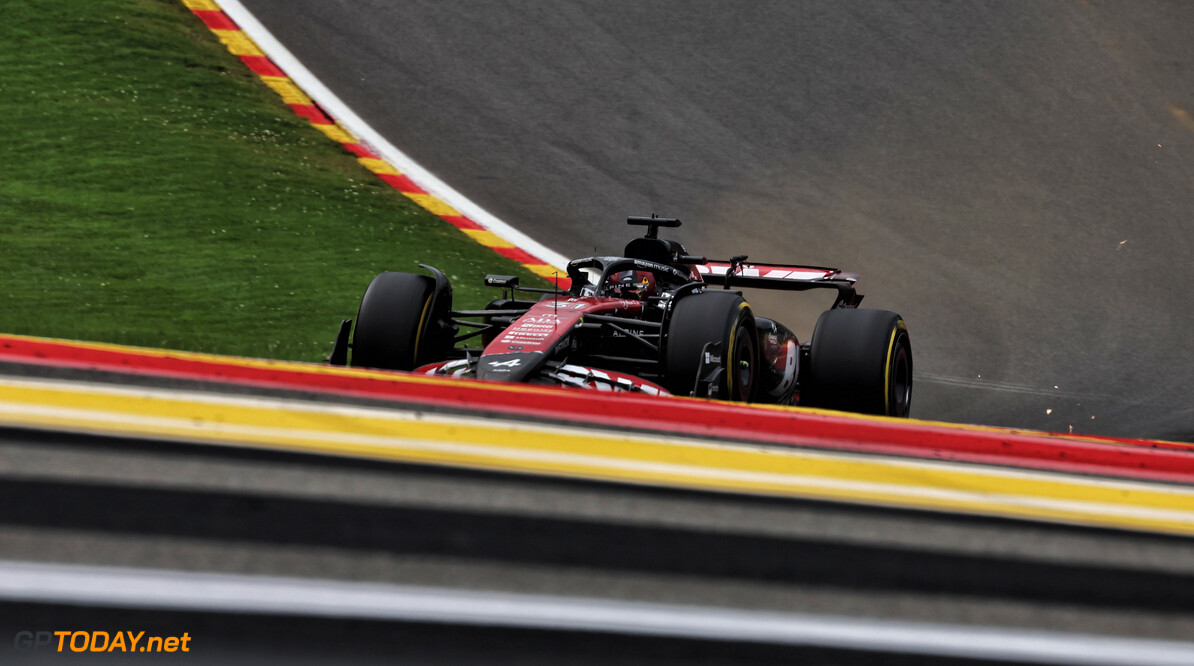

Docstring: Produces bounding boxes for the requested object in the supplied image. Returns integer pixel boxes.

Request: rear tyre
[802,308,912,416]
[665,292,758,401]
[350,272,436,371]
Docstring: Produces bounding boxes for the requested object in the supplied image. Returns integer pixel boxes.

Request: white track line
[3,560,1193,665]
[216,0,570,270]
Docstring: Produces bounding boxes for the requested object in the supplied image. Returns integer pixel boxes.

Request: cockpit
[567,256,690,300]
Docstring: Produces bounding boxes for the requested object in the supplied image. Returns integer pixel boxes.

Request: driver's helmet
[608,270,657,299]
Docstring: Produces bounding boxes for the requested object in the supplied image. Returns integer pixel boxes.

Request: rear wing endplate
[697,261,863,308]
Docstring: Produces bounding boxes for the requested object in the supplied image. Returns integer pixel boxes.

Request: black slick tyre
[802,308,912,417]
[665,291,758,401]
[350,272,436,371]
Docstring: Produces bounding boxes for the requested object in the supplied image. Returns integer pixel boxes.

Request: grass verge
[0,0,546,361]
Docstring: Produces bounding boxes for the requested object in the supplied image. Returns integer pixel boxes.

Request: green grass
[0,0,545,361]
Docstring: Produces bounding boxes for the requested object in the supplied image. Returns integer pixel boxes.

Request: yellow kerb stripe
[462,229,515,248]
[406,194,461,217]
[357,157,401,176]
[212,29,263,57]
[313,123,356,144]
[4,377,1194,536]
[260,76,313,106]
[182,0,221,10]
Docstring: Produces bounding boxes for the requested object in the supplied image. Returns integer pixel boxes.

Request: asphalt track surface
[236,0,1194,441]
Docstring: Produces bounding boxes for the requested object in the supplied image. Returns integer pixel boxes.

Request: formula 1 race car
[328,216,912,416]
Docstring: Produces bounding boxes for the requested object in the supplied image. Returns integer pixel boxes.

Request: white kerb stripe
[215,0,569,270]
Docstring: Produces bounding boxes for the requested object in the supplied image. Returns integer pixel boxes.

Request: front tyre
[351,272,437,371]
[665,292,758,401]
[802,309,912,417]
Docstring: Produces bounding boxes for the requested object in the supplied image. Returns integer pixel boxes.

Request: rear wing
[697,260,863,308]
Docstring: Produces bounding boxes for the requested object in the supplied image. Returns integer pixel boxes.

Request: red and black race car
[329,216,912,416]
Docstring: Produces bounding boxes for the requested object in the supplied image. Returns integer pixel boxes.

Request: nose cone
[475,352,545,382]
